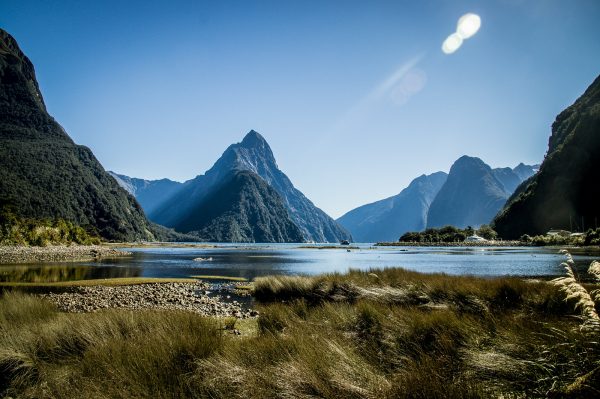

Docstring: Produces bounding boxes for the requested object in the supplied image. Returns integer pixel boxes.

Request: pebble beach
[40,281,257,318]
[0,245,131,264]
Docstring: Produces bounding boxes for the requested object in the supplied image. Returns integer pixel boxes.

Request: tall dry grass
[0,291,222,398]
[1,261,599,398]
[552,250,600,330]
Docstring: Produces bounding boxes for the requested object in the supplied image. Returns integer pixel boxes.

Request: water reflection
[0,264,141,283]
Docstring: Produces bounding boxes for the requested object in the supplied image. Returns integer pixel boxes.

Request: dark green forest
[0,29,155,242]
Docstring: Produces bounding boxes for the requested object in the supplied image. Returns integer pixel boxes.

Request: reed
[552,250,600,331]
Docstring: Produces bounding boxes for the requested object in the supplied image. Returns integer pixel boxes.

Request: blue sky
[2,0,599,218]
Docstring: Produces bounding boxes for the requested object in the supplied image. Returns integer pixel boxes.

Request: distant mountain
[108,172,182,215]
[491,163,538,194]
[512,163,539,181]
[337,172,447,242]
[174,170,304,242]
[426,156,510,229]
[337,159,537,242]
[494,75,600,238]
[151,130,351,242]
[491,168,522,194]
[0,29,154,241]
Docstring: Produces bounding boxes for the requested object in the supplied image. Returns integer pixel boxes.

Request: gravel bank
[0,245,131,264]
[41,282,258,318]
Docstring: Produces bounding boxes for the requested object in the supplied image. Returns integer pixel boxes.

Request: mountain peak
[454,155,485,166]
[240,130,268,148]
[427,155,508,229]
[151,129,352,242]
[0,29,47,112]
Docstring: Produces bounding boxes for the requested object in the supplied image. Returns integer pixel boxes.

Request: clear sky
[2,0,599,218]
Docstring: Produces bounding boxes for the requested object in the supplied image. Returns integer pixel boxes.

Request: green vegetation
[2,263,600,398]
[520,228,600,246]
[0,206,100,246]
[0,293,222,398]
[585,228,600,245]
[0,29,155,242]
[398,224,498,243]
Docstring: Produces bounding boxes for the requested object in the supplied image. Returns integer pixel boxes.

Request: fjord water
[1,245,599,283]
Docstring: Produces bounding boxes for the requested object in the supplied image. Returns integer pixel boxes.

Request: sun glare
[457,13,481,39]
[442,33,463,54]
[442,13,481,54]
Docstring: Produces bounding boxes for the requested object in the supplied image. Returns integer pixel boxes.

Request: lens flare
[442,33,463,54]
[456,13,481,39]
[390,68,427,106]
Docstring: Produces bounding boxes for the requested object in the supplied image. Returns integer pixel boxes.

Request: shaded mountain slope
[108,172,182,215]
[426,156,509,229]
[337,172,447,242]
[0,29,153,241]
[173,170,304,242]
[493,75,600,238]
[491,167,522,194]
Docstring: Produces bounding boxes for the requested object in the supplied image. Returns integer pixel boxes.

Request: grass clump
[1,260,600,398]
[0,291,222,398]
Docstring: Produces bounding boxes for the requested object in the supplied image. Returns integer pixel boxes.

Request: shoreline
[106,242,219,249]
[0,245,132,264]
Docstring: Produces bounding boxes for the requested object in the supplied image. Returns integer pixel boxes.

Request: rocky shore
[40,281,258,318]
[0,245,131,264]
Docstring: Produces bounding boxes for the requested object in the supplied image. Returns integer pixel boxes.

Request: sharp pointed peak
[240,129,267,147]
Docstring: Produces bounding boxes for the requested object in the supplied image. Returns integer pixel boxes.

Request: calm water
[2,244,600,283]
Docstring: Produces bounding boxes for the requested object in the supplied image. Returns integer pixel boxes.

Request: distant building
[465,234,487,242]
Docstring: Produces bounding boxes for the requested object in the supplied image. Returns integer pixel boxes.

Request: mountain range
[108,172,182,216]
[337,172,448,242]
[114,131,351,243]
[494,74,600,238]
[0,29,349,244]
[426,156,535,229]
[338,157,537,242]
[2,27,595,244]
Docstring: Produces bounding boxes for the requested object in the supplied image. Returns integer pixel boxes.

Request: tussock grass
[0,291,221,398]
[1,262,599,398]
[253,268,558,313]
